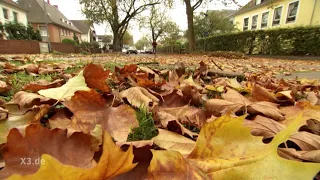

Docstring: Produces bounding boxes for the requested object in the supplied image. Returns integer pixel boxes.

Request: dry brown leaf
[0,124,95,179]
[159,105,207,128]
[63,90,139,142]
[181,85,202,106]
[5,91,54,109]
[251,84,278,102]
[120,87,159,109]
[152,129,195,156]
[278,148,320,163]
[206,99,243,116]
[83,63,111,93]
[153,110,198,138]
[0,80,10,94]
[23,79,65,92]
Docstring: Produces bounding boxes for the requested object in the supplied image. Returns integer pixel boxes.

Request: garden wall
[50,42,77,53]
[194,26,320,56]
[0,40,40,54]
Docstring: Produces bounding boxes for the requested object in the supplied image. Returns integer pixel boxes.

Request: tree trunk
[185,0,195,53]
[113,31,121,51]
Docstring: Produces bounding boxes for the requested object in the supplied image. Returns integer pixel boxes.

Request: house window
[39,26,48,36]
[61,29,64,36]
[261,12,269,28]
[273,6,282,26]
[287,1,299,23]
[243,18,249,31]
[2,8,9,20]
[251,15,258,30]
[13,12,18,23]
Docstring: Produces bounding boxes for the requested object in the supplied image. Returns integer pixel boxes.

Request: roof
[233,0,274,15]
[97,35,112,43]
[17,0,81,33]
[1,0,26,11]
[70,20,92,34]
[207,9,237,18]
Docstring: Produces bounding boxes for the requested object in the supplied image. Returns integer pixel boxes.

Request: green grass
[127,107,158,141]
[64,61,88,74]
[0,71,59,101]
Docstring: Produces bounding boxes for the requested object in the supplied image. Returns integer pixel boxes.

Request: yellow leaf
[38,71,90,101]
[148,114,320,180]
[8,131,137,180]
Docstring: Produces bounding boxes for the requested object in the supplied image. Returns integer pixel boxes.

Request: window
[273,6,282,26]
[261,12,269,28]
[39,26,48,36]
[3,8,9,20]
[61,29,64,36]
[243,18,249,31]
[13,12,18,23]
[287,1,299,23]
[251,15,258,30]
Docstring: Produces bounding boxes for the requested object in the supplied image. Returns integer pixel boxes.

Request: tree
[182,0,239,52]
[122,31,134,46]
[80,0,164,51]
[193,10,236,39]
[1,22,42,41]
[139,5,167,43]
[135,36,150,49]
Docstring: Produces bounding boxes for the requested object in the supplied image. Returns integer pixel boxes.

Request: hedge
[195,26,320,56]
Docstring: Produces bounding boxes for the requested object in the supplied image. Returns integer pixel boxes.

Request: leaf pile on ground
[0,55,319,179]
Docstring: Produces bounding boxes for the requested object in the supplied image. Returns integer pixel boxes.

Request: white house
[71,20,97,43]
[0,0,27,26]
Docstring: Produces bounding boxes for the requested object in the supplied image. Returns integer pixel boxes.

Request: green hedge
[195,26,320,56]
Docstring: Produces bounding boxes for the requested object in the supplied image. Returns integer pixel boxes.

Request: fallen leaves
[7,131,136,180]
[148,115,320,180]
[0,55,319,179]
[38,71,90,101]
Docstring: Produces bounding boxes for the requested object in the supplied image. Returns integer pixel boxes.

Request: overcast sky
[49,0,250,42]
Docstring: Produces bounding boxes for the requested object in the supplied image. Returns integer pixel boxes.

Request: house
[70,20,96,43]
[233,0,320,31]
[97,35,112,49]
[0,0,27,25]
[18,0,82,42]
[0,0,28,39]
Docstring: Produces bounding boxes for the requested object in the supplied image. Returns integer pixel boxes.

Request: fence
[0,40,40,54]
[0,40,102,54]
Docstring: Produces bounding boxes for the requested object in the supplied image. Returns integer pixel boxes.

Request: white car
[122,48,128,53]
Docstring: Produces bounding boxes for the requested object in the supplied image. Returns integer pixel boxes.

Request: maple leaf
[7,131,137,180]
[83,63,111,93]
[0,124,95,179]
[148,114,320,179]
[62,90,139,142]
[38,71,90,101]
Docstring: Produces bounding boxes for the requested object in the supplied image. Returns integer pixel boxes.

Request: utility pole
[43,0,51,52]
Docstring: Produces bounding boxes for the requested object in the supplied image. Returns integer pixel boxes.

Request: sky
[49,0,251,43]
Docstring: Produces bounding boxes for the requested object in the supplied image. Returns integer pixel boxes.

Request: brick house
[18,0,81,42]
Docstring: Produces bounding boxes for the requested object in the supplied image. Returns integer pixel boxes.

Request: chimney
[54,5,58,9]
[47,0,50,5]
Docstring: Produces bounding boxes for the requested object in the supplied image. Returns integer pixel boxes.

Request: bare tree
[80,0,163,51]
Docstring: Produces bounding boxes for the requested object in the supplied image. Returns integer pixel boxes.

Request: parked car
[145,49,153,54]
[122,48,128,53]
[127,46,138,54]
